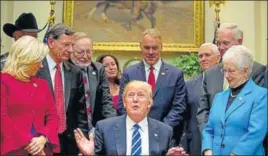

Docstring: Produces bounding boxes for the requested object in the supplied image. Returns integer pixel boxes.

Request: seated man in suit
[180,43,220,155]
[118,28,186,144]
[74,80,186,156]
[69,32,117,129]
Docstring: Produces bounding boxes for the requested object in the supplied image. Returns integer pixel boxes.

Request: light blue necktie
[131,124,141,156]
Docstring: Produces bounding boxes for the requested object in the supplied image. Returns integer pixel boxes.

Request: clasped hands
[74,128,186,156]
[24,135,47,155]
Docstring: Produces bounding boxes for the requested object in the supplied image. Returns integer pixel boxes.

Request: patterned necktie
[54,64,66,133]
[131,124,141,156]
[81,69,93,130]
[148,66,155,91]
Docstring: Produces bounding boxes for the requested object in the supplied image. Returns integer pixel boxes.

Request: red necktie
[148,66,155,91]
[54,64,66,133]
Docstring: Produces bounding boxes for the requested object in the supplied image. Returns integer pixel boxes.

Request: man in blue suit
[180,43,221,155]
[74,80,186,155]
[117,28,186,144]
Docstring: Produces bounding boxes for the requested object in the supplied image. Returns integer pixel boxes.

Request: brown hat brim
[3,23,42,38]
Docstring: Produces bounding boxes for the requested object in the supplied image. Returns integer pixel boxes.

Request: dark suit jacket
[79,61,117,125]
[118,61,186,129]
[0,52,8,71]
[37,58,88,137]
[94,115,174,155]
[197,61,266,133]
[180,74,202,155]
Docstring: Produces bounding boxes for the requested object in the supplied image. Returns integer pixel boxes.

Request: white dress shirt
[126,115,149,155]
[46,55,65,94]
[143,59,162,83]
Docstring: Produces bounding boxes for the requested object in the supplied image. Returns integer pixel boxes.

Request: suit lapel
[87,65,97,112]
[218,63,224,91]
[114,115,127,155]
[37,58,54,98]
[224,80,253,121]
[148,118,159,155]
[154,62,168,97]
[63,62,72,110]
[220,89,231,124]
[136,62,146,81]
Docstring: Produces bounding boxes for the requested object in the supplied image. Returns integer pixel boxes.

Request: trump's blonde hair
[123,80,153,103]
[3,36,48,80]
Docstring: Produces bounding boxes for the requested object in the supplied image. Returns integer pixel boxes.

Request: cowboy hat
[3,12,43,37]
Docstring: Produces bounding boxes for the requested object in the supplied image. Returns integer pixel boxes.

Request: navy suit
[94,115,174,155]
[180,74,202,155]
[118,61,186,128]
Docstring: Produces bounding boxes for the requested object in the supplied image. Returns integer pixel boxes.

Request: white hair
[222,45,253,76]
[217,23,243,40]
[199,43,220,54]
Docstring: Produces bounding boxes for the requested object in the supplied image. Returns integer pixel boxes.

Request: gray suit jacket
[83,61,117,125]
[197,61,266,133]
[94,115,174,155]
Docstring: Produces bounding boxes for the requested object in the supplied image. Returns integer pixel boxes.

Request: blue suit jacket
[94,115,174,155]
[180,74,202,155]
[117,61,186,128]
[202,79,267,155]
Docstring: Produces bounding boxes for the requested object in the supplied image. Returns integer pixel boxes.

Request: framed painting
[63,1,204,52]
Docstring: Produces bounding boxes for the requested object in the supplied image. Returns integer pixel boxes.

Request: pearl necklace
[230,92,237,98]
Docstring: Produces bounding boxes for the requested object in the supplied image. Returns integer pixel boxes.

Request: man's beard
[71,57,91,69]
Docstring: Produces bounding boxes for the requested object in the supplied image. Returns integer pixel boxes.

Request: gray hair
[222,45,253,76]
[217,23,243,40]
[74,32,93,45]
[199,43,220,54]
[47,23,75,39]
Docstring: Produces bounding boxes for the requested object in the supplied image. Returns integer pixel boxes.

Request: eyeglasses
[54,39,73,50]
[74,50,92,56]
[220,68,236,75]
[198,52,213,59]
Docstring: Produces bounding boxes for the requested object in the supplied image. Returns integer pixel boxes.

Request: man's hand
[167,147,187,156]
[204,149,213,156]
[24,135,47,155]
[74,128,94,155]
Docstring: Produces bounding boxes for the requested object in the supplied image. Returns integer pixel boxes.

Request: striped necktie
[131,124,141,156]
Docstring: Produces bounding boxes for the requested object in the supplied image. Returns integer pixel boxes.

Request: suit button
[221,144,225,148]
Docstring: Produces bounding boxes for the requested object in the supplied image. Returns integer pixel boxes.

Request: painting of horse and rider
[64,1,204,51]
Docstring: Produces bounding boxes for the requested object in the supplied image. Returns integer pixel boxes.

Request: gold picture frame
[63,1,204,52]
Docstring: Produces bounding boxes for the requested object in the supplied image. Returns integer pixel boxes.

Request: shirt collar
[126,115,148,132]
[143,59,162,72]
[46,54,63,70]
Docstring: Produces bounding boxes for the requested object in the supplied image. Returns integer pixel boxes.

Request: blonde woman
[1,36,59,155]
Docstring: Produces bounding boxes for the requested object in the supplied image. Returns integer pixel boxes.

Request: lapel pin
[239,97,243,101]
[154,133,158,137]
[33,83,37,88]
[92,71,96,75]
[161,72,165,75]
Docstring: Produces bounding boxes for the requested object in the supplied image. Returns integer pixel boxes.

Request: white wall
[1,1,267,65]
